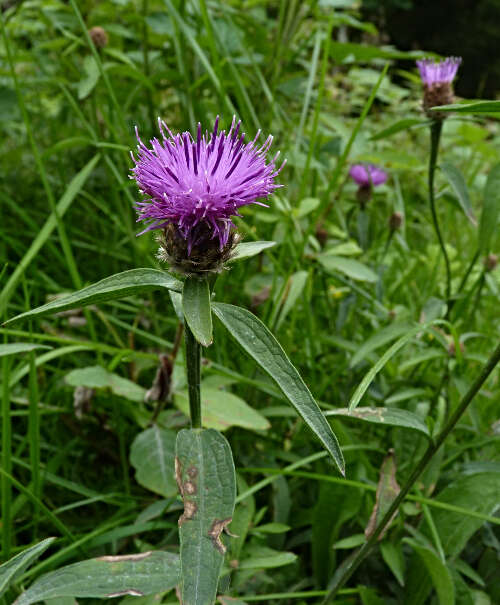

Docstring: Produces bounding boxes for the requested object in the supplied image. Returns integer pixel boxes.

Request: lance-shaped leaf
[365,451,401,540]
[229,241,276,262]
[0,538,55,598]
[13,551,181,604]
[404,539,455,605]
[183,277,213,346]
[4,269,182,326]
[326,407,430,439]
[440,161,476,225]
[212,303,344,475]
[176,429,236,605]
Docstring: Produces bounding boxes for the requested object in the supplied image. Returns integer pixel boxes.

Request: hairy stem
[184,321,202,429]
[428,120,452,303]
[322,338,500,603]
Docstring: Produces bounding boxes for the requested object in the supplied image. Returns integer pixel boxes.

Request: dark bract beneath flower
[131,116,284,259]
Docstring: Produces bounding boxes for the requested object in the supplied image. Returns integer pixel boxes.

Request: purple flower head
[131,116,284,254]
[349,164,388,188]
[416,57,461,87]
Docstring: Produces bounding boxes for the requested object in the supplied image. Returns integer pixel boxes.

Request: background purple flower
[131,116,284,253]
[349,164,388,188]
[416,57,461,86]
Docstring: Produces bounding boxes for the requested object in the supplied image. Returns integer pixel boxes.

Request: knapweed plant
[4,117,344,605]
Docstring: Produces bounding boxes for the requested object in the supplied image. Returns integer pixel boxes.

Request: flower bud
[484,253,498,272]
[388,211,403,231]
[88,26,108,49]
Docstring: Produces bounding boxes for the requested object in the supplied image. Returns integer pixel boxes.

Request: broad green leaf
[404,539,455,605]
[432,100,500,114]
[236,550,297,570]
[250,523,290,534]
[174,387,270,432]
[183,277,213,347]
[350,322,414,367]
[13,551,181,604]
[0,154,101,314]
[431,472,500,557]
[326,407,430,438]
[348,321,442,411]
[478,163,500,254]
[441,162,476,225]
[78,56,100,99]
[130,426,177,498]
[371,118,426,141]
[229,241,276,262]
[317,255,378,283]
[275,270,308,331]
[294,197,320,218]
[4,269,182,326]
[0,343,51,358]
[0,538,55,598]
[65,366,145,402]
[212,303,344,475]
[334,534,366,549]
[176,429,236,605]
[365,451,401,539]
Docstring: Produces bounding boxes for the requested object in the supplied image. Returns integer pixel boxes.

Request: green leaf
[431,472,500,557]
[130,426,177,498]
[432,100,500,114]
[275,270,308,331]
[176,429,236,605]
[229,241,276,262]
[250,523,290,534]
[334,534,366,549]
[0,343,51,358]
[350,322,415,367]
[4,269,182,326]
[13,551,181,604]
[174,387,270,432]
[0,154,101,314]
[0,538,55,598]
[348,321,441,411]
[404,539,455,605]
[65,365,146,402]
[78,56,100,100]
[380,541,405,586]
[236,550,297,570]
[182,277,213,347]
[370,118,426,141]
[212,303,345,475]
[440,162,476,225]
[326,407,430,438]
[317,255,378,283]
[478,163,500,254]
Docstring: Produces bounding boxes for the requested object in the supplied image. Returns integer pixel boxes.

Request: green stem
[184,321,202,429]
[322,338,500,603]
[1,354,12,559]
[428,120,451,303]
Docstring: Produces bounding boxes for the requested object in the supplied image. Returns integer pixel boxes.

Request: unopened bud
[388,212,403,231]
[448,340,465,357]
[484,253,498,272]
[88,26,108,49]
[356,185,372,207]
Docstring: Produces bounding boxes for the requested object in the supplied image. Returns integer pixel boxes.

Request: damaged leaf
[365,450,401,540]
[13,551,180,604]
[176,429,236,605]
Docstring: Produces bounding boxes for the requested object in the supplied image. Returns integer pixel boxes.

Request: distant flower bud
[89,26,108,49]
[388,211,403,231]
[484,253,498,272]
[131,116,284,275]
[448,340,465,357]
[416,57,461,119]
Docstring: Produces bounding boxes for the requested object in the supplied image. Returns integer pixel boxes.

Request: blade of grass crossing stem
[176,429,236,605]
[296,30,322,152]
[0,155,100,314]
[348,320,444,411]
[28,352,41,534]
[212,303,345,474]
[182,277,213,347]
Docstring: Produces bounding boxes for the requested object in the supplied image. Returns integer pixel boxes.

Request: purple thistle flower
[131,116,284,256]
[416,57,461,87]
[349,164,388,188]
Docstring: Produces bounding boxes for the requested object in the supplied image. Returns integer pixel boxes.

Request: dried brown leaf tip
[365,449,400,540]
[175,457,198,526]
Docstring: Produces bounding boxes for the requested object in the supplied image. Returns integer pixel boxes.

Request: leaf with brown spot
[365,450,401,540]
